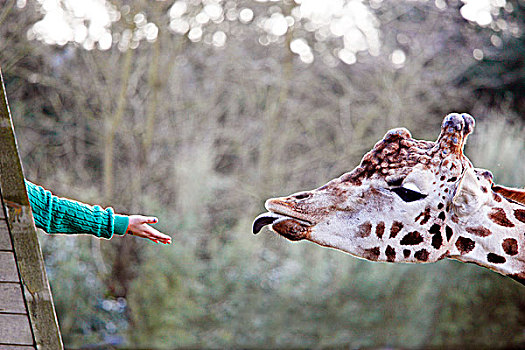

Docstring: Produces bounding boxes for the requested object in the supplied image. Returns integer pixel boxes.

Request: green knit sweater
[25,180,129,239]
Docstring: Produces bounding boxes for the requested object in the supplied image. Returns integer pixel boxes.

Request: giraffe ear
[452,168,483,217]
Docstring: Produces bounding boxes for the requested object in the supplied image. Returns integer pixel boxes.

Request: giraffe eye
[391,187,427,202]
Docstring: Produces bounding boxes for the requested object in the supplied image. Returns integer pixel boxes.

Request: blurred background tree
[1,0,524,348]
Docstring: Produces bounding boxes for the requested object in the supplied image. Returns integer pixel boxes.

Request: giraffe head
[253,113,477,263]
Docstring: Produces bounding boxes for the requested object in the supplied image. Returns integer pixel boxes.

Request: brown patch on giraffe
[390,221,404,238]
[514,209,525,224]
[492,185,525,205]
[376,222,385,239]
[385,245,396,262]
[437,203,444,210]
[414,249,429,261]
[450,215,459,224]
[465,226,492,237]
[502,238,519,256]
[429,224,443,249]
[400,231,423,245]
[455,236,475,254]
[446,225,453,241]
[481,186,488,193]
[438,211,446,221]
[438,251,449,260]
[488,208,515,227]
[493,192,502,202]
[508,272,525,286]
[429,224,441,235]
[356,221,372,238]
[431,233,443,249]
[339,170,362,186]
[415,207,431,225]
[363,247,380,261]
[487,253,506,264]
[403,249,411,258]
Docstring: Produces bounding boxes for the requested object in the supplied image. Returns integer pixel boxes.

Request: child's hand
[126,216,171,244]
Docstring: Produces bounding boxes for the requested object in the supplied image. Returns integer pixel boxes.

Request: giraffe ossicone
[253,113,525,285]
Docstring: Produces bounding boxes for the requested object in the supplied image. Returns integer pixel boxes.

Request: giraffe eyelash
[390,187,428,202]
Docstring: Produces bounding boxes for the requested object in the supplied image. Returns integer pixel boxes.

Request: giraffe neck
[448,193,525,284]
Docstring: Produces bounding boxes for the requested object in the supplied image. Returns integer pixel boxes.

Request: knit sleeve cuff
[113,215,129,236]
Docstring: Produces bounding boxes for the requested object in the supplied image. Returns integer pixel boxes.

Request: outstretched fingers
[127,215,172,244]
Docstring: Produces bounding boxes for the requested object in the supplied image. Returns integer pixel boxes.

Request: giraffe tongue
[252,213,281,234]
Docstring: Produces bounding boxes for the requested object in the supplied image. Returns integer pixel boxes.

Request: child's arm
[25,180,171,244]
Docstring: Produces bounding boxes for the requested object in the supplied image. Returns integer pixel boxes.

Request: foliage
[1,0,524,348]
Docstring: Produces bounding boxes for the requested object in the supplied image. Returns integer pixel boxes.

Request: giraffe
[253,113,525,285]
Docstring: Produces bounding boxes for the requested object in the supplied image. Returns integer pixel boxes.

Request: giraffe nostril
[293,192,311,200]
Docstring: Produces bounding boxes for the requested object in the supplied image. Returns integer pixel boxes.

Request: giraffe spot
[481,186,488,193]
[515,209,525,224]
[438,251,449,260]
[440,176,446,181]
[357,221,372,238]
[390,221,404,238]
[466,226,492,237]
[414,249,429,261]
[400,231,423,245]
[429,224,441,235]
[447,176,458,182]
[385,245,396,262]
[437,203,444,210]
[363,247,380,261]
[376,222,385,239]
[432,233,443,249]
[488,208,515,227]
[438,211,446,221]
[493,192,502,202]
[403,249,411,258]
[446,226,453,241]
[456,236,475,254]
[502,238,519,256]
[415,207,431,225]
[487,253,506,264]
[444,188,449,193]
[508,272,525,286]
[339,171,363,186]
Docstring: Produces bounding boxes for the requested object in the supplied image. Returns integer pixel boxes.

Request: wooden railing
[0,68,63,349]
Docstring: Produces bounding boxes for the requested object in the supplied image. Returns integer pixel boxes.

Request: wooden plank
[0,220,13,250]
[0,314,33,345]
[0,69,63,348]
[0,251,19,282]
[0,345,35,350]
[0,282,26,313]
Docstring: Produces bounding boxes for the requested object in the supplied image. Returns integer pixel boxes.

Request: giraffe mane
[492,185,525,206]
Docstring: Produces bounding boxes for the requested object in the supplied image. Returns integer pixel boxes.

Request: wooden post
[0,68,63,349]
